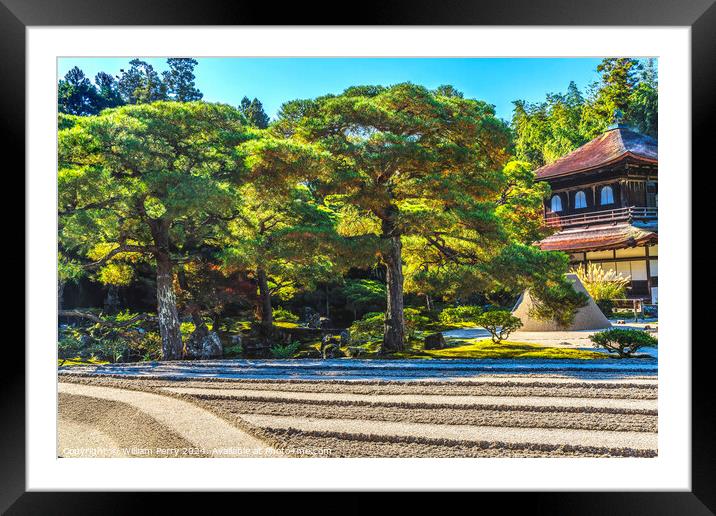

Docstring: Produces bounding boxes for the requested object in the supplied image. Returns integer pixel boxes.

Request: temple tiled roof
[535,127,658,180]
[537,223,657,253]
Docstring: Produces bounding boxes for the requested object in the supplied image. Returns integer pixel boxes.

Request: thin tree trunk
[325,285,330,317]
[103,285,120,314]
[212,313,223,335]
[256,267,273,331]
[58,280,65,312]
[381,213,405,353]
[150,219,183,360]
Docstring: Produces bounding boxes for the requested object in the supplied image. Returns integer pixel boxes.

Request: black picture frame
[3,0,710,513]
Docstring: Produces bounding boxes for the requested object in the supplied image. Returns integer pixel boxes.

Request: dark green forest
[57,58,657,362]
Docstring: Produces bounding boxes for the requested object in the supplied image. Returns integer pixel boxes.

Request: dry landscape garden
[57,57,658,458]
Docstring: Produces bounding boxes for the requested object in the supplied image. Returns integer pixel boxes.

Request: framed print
[4,0,713,512]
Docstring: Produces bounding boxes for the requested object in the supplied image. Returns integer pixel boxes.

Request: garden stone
[340,330,351,346]
[303,307,321,329]
[424,332,446,350]
[321,334,343,359]
[319,317,333,329]
[229,334,243,347]
[185,325,223,359]
[200,332,223,359]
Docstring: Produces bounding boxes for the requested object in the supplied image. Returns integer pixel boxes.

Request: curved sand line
[160,380,657,400]
[162,386,657,411]
[58,418,128,457]
[193,397,657,433]
[58,382,281,457]
[238,413,658,451]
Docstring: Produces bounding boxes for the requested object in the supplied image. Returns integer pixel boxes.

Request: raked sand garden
[58,334,658,459]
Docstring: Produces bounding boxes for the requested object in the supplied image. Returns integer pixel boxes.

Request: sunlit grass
[58,357,109,367]
[396,339,604,360]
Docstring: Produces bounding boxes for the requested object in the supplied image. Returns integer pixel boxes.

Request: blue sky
[58,57,606,122]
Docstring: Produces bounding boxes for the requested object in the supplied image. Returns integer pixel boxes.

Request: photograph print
[57,56,658,459]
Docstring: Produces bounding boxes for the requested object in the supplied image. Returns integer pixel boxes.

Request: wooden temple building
[535,124,658,303]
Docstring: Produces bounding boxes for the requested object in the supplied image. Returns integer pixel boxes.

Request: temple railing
[544,206,657,228]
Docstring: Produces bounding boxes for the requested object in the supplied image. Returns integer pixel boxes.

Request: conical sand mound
[512,274,611,331]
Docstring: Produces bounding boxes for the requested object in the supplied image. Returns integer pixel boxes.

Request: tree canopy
[271,83,581,352]
[59,101,252,359]
[58,58,205,116]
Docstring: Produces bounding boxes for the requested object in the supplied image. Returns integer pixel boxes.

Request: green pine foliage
[590,328,657,358]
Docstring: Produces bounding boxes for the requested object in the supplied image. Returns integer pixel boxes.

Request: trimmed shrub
[404,308,431,339]
[478,310,523,344]
[596,299,615,318]
[589,328,657,358]
[348,308,432,343]
[348,312,384,344]
[438,305,483,325]
[273,307,300,323]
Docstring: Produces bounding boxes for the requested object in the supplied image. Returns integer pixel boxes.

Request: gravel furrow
[160,381,657,399]
[193,397,657,432]
[161,386,658,411]
[58,373,658,395]
[254,428,657,458]
[237,413,658,451]
[57,373,659,458]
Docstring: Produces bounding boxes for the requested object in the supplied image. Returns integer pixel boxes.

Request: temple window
[574,190,587,209]
[550,195,562,212]
[600,185,614,205]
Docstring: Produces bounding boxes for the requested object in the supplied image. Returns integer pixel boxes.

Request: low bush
[223,344,243,357]
[58,311,161,363]
[589,328,657,358]
[269,340,302,359]
[596,299,615,318]
[477,310,523,344]
[348,312,384,343]
[403,308,431,339]
[349,309,432,343]
[438,305,483,325]
[273,307,300,323]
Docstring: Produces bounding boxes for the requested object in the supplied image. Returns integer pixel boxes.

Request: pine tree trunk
[381,214,405,353]
[150,219,183,360]
[257,267,273,331]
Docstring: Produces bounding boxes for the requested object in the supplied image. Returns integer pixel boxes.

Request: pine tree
[163,58,203,102]
[58,67,101,115]
[275,83,574,353]
[94,72,124,110]
[117,59,169,104]
[239,96,270,128]
[58,102,250,359]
